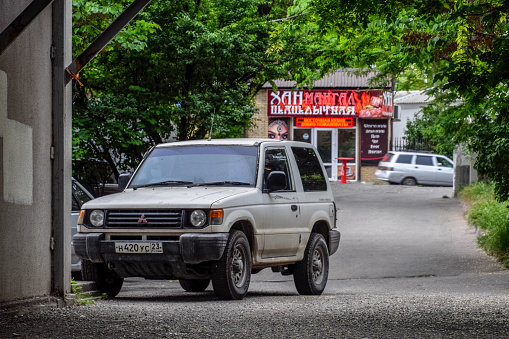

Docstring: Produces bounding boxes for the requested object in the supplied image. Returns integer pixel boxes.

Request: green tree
[306,0,509,200]
[72,0,332,191]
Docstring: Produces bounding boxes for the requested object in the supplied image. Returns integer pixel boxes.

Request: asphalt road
[2,182,509,338]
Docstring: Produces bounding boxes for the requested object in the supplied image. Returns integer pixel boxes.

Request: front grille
[105,210,183,228]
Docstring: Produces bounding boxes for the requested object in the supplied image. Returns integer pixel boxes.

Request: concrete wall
[0,2,54,302]
[453,145,478,196]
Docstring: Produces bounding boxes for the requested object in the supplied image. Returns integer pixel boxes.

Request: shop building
[248,70,394,182]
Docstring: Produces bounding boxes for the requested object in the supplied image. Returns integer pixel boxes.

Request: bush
[461,182,509,267]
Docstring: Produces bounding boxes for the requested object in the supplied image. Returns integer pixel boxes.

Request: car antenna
[208,108,215,141]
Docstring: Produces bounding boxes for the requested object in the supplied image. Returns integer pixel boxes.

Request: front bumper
[73,232,229,266]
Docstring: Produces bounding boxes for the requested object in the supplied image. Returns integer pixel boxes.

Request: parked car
[71,178,94,278]
[375,151,454,186]
[74,139,340,300]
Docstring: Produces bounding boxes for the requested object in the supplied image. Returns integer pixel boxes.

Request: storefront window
[338,129,356,159]
[293,129,312,143]
[317,130,332,163]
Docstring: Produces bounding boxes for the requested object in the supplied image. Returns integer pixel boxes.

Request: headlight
[89,210,105,227]
[190,210,207,227]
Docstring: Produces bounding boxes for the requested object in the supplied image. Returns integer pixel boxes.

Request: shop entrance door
[315,129,337,180]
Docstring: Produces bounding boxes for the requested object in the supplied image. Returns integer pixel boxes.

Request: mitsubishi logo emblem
[138,214,148,223]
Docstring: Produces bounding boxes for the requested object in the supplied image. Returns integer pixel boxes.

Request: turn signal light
[77,210,85,225]
[210,209,224,225]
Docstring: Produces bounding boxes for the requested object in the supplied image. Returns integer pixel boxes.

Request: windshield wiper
[133,180,194,189]
[190,181,252,187]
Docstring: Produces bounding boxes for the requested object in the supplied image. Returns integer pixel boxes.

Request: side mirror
[118,173,131,191]
[266,171,287,192]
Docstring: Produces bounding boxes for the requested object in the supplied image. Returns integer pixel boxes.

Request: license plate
[114,242,163,254]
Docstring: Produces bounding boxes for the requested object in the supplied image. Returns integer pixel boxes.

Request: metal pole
[65,0,152,84]
[0,0,54,55]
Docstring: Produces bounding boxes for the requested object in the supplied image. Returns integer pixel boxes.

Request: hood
[81,186,256,210]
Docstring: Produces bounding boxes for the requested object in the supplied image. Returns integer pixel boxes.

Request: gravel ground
[2,290,509,338]
[2,182,509,338]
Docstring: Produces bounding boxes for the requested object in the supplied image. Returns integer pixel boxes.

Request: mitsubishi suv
[73,139,340,300]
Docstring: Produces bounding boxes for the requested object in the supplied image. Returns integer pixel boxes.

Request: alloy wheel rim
[231,244,247,287]
[312,247,324,283]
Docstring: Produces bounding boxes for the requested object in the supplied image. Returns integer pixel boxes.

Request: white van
[375,151,454,186]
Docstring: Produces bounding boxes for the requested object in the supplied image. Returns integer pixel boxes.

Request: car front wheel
[211,230,252,300]
[81,260,124,298]
[293,233,329,295]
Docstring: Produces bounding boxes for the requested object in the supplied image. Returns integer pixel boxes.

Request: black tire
[179,279,210,292]
[293,233,329,295]
[402,177,417,186]
[211,230,252,300]
[81,260,124,298]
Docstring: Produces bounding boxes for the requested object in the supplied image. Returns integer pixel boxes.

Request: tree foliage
[72,0,330,191]
[307,0,509,200]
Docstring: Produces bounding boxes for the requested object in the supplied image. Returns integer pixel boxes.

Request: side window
[264,148,293,191]
[291,147,327,191]
[415,155,433,166]
[436,157,453,168]
[395,154,413,164]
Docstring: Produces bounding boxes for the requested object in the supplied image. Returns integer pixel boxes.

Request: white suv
[375,151,454,186]
[74,139,340,300]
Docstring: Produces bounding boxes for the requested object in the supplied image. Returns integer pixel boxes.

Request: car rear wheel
[211,230,252,300]
[81,260,124,298]
[293,233,329,295]
[179,279,210,292]
[402,177,417,186]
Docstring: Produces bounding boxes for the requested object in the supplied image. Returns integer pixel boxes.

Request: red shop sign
[267,89,393,118]
[296,117,354,128]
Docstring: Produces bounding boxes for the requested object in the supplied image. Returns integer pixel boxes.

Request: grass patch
[458,181,494,205]
[71,278,95,306]
[459,182,509,268]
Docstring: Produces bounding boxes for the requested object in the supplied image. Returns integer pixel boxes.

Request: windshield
[129,145,259,188]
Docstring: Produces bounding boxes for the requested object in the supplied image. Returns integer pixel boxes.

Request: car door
[261,147,302,258]
[291,145,331,249]
[435,156,454,186]
[413,155,436,185]
[392,153,414,183]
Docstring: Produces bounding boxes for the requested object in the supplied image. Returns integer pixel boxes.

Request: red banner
[296,117,354,128]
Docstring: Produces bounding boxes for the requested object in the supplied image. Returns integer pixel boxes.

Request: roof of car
[387,151,453,161]
[389,151,442,156]
[156,138,310,148]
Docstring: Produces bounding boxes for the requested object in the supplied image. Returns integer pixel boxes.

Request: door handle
[291,205,298,211]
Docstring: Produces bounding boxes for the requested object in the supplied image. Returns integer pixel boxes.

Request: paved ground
[2,182,509,338]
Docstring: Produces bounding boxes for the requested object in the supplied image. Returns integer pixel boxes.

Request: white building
[392,90,431,141]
